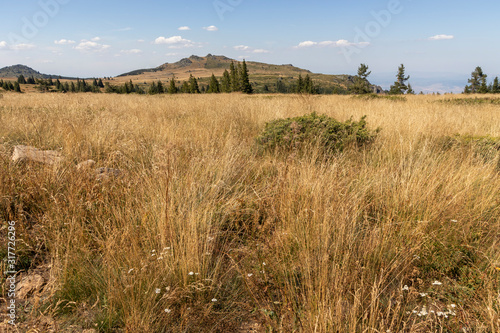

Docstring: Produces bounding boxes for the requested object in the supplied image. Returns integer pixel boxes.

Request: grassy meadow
[0,92,499,332]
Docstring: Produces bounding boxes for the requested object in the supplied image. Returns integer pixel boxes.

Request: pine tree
[468,66,487,93]
[14,82,22,93]
[407,83,415,95]
[303,74,314,94]
[92,78,98,88]
[148,82,158,95]
[168,76,178,94]
[207,74,220,93]
[492,77,500,94]
[157,80,164,94]
[181,81,190,93]
[98,78,104,88]
[189,74,200,93]
[230,61,239,92]
[221,69,231,93]
[240,59,253,94]
[351,63,372,94]
[17,75,26,84]
[70,82,76,93]
[296,74,304,93]
[27,76,36,84]
[389,64,410,95]
[479,74,489,94]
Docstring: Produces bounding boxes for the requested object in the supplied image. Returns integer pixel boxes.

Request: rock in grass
[16,274,45,299]
[95,167,122,180]
[76,159,96,170]
[11,145,63,165]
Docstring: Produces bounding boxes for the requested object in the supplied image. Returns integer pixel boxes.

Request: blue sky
[1,0,499,93]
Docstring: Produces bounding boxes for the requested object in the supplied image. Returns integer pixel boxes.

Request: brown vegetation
[0,93,499,332]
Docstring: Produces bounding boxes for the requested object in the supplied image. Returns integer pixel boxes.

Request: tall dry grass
[0,92,499,332]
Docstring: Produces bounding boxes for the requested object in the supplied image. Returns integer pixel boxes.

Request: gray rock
[95,167,122,180]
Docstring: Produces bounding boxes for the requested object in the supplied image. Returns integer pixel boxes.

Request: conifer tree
[157,80,164,94]
[17,75,26,84]
[98,78,104,88]
[181,81,190,93]
[304,74,315,94]
[70,82,76,92]
[492,77,500,94]
[240,59,253,94]
[27,76,36,84]
[168,76,178,94]
[230,61,239,92]
[14,82,22,93]
[296,74,304,93]
[92,78,98,87]
[467,66,487,93]
[207,74,220,93]
[148,82,158,94]
[221,69,231,93]
[407,83,415,95]
[389,64,410,95]
[189,74,200,93]
[351,63,372,94]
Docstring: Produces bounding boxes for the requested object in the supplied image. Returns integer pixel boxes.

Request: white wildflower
[155,288,161,294]
[420,293,428,297]
[188,272,194,276]
[164,308,171,313]
[402,285,409,291]
[432,280,443,286]
[247,273,253,277]
[211,298,217,302]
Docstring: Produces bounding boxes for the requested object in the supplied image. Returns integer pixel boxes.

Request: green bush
[256,112,378,153]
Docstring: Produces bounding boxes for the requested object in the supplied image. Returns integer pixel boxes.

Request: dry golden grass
[0,92,499,332]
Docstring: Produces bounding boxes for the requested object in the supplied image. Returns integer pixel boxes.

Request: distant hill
[117,54,383,94]
[0,64,77,80]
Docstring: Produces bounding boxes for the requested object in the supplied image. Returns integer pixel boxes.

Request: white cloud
[154,36,196,48]
[137,39,145,43]
[54,39,76,45]
[203,25,218,31]
[234,45,270,54]
[297,41,318,48]
[234,45,250,51]
[11,43,36,50]
[121,49,142,54]
[0,41,8,49]
[252,49,270,54]
[166,52,178,56]
[295,39,369,49]
[75,40,110,52]
[91,37,101,42]
[178,26,191,31]
[428,34,454,41]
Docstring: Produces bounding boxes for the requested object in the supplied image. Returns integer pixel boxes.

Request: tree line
[463,67,500,94]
